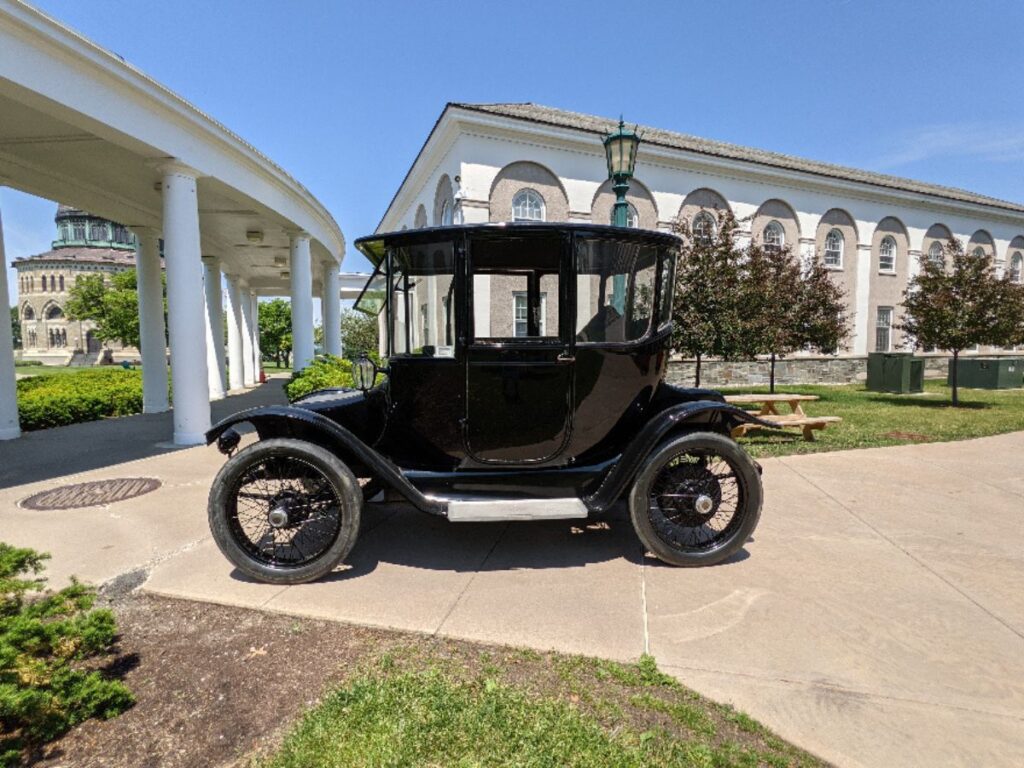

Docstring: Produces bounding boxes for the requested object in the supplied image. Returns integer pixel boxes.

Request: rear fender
[584,401,769,513]
[206,406,444,516]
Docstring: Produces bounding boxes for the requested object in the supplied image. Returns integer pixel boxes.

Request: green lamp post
[602,118,642,228]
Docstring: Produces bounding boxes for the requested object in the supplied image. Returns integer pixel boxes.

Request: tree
[339,308,379,361]
[736,244,849,393]
[899,238,1020,406]
[258,298,292,368]
[65,269,149,350]
[9,307,20,349]
[671,212,745,386]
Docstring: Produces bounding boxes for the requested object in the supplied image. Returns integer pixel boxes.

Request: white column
[289,232,314,370]
[321,261,342,357]
[202,256,226,400]
[240,283,256,386]
[0,202,21,440]
[225,274,245,391]
[250,292,262,379]
[134,228,169,413]
[854,243,872,356]
[161,162,210,444]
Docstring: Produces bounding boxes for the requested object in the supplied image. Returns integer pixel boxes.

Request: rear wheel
[629,432,761,567]
[208,438,361,584]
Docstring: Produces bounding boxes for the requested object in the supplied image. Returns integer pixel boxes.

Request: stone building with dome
[13,205,142,365]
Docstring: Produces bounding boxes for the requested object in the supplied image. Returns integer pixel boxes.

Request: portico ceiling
[0,0,344,294]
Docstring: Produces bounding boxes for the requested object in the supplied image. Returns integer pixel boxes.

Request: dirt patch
[29,594,400,768]
[883,430,931,442]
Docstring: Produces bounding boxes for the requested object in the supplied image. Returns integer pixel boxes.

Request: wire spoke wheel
[630,432,762,567]
[228,454,343,568]
[648,450,742,552]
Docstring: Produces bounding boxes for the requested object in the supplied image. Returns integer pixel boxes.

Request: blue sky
[4,0,1024,298]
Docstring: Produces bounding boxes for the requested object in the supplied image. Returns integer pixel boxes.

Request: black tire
[629,431,762,567]
[208,438,362,584]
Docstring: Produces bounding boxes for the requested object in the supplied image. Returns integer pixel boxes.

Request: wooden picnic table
[724,394,841,441]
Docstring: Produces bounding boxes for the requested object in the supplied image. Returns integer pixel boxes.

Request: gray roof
[453,102,1024,215]
[13,247,137,268]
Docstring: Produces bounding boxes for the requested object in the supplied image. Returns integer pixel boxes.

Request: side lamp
[354,356,377,392]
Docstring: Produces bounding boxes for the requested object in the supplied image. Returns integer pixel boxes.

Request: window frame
[824,228,844,268]
[511,188,546,223]
[692,211,717,244]
[763,220,785,252]
[875,306,893,353]
[1010,252,1023,284]
[879,236,897,273]
[512,291,548,338]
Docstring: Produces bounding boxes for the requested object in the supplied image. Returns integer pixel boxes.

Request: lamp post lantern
[602,118,642,227]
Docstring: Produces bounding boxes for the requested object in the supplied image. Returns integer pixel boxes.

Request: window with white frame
[763,221,784,252]
[879,236,897,272]
[875,306,893,352]
[824,229,844,267]
[928,241,944,267]
[1010,252,1023,283]
[972,246,986,259]
[440,200,452,226]
[611,203,639,228]
[692,211,716,243]
[511,189,545,222]
[513,292,546,337]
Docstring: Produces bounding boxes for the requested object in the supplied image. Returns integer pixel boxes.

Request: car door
[463,231,575,464]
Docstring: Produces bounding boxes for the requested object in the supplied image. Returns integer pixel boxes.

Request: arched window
[928,241,944,267]
[511,188,545,222]
[89,221,108,241]
[611,203,639,228]
[72,220,86,241]
[879,236,896,272]
[50,274,56,290]
[824,229,844,267]
[58,275,65,291]
[1011,252,1023,283]
[440,200,453,226]
[23,305,34,321]
[692,211,716,243]
[45,304,64,320]
[763,220,785,252]
[41,275,47,292]
[972,246,985,258]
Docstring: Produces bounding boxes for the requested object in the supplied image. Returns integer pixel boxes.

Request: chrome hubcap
[694,494,715,516]
[267,505,290,529]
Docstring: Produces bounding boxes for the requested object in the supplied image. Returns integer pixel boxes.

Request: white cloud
[876,123,1024,169]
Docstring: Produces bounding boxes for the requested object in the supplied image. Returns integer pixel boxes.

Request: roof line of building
[451,102,1024,215]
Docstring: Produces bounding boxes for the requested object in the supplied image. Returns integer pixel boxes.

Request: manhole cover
[20,477,162,511]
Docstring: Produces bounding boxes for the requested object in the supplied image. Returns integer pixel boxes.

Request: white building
[377,102,1024,383]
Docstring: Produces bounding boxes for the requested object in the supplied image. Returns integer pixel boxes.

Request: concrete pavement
[1,393,1022,767]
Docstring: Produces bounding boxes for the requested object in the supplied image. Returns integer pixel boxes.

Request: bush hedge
[0,544,133,766]
[17,369,144,431]
[285,355,354,401]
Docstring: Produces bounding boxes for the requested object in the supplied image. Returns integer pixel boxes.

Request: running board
[430,495,589,522]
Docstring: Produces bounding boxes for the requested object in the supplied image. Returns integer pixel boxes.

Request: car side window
[390,242,456,358]
[575,238,657,343]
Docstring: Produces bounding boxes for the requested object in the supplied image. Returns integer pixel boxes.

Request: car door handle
[556,352,575,363]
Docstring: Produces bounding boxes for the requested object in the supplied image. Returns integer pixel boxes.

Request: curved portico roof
[0,0,344,292]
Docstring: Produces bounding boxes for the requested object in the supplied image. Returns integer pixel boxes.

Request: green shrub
[14,361,43,367]
[0,544,133,766]
[16,369,143,431]
[285,355,355,401]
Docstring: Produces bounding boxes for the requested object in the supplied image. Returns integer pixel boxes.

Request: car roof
[354,222,681,265]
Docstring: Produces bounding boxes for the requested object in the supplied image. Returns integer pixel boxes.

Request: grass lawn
[723,379,1024,459]
[259,647,823,768]
[261,361,292,373]
[14,364,84,377]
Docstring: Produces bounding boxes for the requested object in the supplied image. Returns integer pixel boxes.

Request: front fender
[584,401,770,513]
[206,406,444,516]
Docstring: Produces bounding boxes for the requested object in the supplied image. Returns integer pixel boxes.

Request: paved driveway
[2,411,1022,767]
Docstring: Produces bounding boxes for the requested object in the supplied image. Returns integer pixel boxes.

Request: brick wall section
[665,354,1023,388]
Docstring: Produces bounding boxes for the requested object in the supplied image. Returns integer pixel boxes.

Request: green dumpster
[867,352,924,394]
[947,357,1024,389]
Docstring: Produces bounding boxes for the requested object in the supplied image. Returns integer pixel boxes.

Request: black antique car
[206,223,769,584]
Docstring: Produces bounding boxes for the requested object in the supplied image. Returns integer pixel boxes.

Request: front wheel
[208,438,362,584]
[629,432,762,567]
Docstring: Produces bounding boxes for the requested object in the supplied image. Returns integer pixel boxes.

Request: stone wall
[665,354,1024,388]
